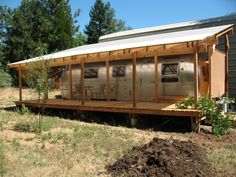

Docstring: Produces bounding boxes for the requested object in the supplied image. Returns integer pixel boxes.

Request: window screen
[112,66,126,77]
[84,68,98,79]
[161,63,179,75]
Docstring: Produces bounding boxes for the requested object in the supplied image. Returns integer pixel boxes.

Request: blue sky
[1,0,236,33]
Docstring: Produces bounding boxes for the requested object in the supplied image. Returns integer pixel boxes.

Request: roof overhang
[8,24,234,69]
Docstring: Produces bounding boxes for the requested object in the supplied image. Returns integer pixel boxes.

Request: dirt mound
[107,138,214,177]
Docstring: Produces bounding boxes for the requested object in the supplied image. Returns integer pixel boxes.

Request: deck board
[15,99,200,117]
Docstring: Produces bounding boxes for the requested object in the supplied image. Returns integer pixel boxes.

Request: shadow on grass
[3,105,192,133]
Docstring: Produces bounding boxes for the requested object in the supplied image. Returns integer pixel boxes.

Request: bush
[212,113,233,136]
[0,70,12,88]
[14,121,37,133]
[176,95,233,137]
[16,104,32,115]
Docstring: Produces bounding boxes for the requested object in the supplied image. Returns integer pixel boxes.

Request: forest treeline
[0,0,130,86]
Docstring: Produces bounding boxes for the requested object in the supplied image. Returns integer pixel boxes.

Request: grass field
[0,88,235,177]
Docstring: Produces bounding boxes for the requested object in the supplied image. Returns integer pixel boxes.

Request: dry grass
[0,88,235,177]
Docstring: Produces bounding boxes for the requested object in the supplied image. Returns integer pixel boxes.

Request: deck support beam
[194,46,199,109]
[132,53,137,107]
[129,113,137,127]
[106,60,110,101]
[154,55,158,102]
[18,67,22,102]
[68,64,73,99]
[207,45,213,96]
[225,34,229,96]
[81,58,85,105]
[191,117,200,132]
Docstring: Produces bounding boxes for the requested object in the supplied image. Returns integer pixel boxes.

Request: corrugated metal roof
[9,24,233,66]
[99,14,236,42]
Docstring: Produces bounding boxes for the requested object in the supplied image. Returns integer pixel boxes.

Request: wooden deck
[15,99,200,117]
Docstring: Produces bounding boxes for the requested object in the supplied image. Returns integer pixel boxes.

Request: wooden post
[68,64,73,99]
[132,53,137,107]
[80,58,85,105]
[225,34,229,96]
[44,62,49,100]
[106,60,110,101]
[154,56,158,102]
[191,117,200,132]
[18,66,22,102]
[194,46,199,109]
[207,45,213,96]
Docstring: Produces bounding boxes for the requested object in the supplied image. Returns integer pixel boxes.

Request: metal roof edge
[99,14,236,42]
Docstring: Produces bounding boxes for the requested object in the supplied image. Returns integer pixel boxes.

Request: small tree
[26,59,50,134]
[25,44,50,134]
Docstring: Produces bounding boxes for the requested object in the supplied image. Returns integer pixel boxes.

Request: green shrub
[176,95,233,137]
[176,97,194,109]
[212,113,233,136]
[16,104,32,115]
[14,121,37,133]
[0,70,12,88]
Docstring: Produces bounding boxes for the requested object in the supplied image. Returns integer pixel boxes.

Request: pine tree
[84,0,129,44]
[4,0,79,64]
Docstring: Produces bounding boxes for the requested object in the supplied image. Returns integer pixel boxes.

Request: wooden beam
[9,43,208,69]
[68,64,73,99]
[216,27,234,39]
[207,45,213,96]
[44,62,49,100]
[194,47,199,109]
[154,56,158,102]
[18,66,22,102]
[80,58,85,105]
[106,60,110,101]
[132,53,137,107]
[225,34,229,95]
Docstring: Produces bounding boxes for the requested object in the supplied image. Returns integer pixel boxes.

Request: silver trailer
[60,55,208,101]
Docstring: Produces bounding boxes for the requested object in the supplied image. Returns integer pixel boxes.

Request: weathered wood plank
[154,56,158,102]
[68,64,73,99]
[106,60,110,101]
[132,53,137,107]
[18,67,22,102]
[80,58,85,105]
[15,99,200,117]
[194,46,199,109]
[225,34,229,94]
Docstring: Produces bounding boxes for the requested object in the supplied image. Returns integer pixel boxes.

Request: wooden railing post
[44,62,49,100]
[207,45,213,97]
[194,46,199,109]
[225,34,229,96]
[18,66,22,102]
[154,55,158,102]
[80,58,85,105]
[68,64,73,99]
[106,59,110,101]
[132,53,137,108]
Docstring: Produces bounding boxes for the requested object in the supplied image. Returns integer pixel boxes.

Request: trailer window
[162,63,179,76]
[112,66,126,77]
[84,68,98,79]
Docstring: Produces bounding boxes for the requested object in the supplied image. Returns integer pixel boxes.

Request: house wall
[100,15,236,98]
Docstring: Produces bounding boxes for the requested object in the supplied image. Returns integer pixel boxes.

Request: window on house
[161,63,179,76]
[84,68,98,79]
[112,66,126,77]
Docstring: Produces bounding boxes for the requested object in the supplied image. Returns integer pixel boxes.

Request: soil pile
[107,138,214,177]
